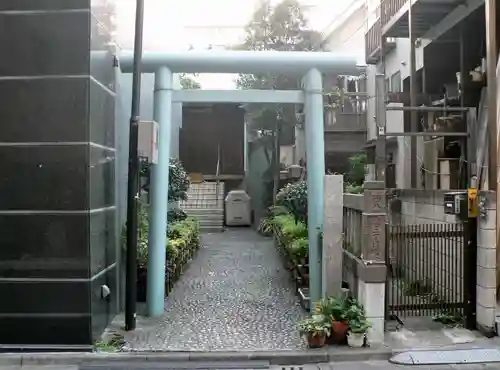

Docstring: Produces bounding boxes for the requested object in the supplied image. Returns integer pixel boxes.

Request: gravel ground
[119,228,307,351]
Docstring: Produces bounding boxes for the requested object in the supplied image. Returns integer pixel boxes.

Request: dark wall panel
[180,104,245,175]
[0,0,118,348]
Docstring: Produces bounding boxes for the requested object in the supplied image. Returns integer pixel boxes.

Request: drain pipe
[125,0,145,331]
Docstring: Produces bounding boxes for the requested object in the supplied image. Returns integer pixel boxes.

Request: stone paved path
[118,229,307,351]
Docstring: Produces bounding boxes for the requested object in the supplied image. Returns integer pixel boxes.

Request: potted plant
[298,315,331,348]
[345,301,371,348]
[318,296,349,344]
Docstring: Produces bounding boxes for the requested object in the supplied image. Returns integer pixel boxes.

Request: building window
[385,78,390,94]
[391,72,401,93]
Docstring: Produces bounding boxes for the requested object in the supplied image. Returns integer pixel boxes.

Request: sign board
[468,187,478,218]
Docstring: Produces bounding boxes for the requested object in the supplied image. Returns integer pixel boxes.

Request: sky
[115,0,356,88]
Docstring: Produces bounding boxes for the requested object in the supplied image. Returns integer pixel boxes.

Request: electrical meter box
[443,191,468,219]
[225,190,251,226]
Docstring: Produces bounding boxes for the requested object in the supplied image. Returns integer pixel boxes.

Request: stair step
[200,226,225,233]
[184,209,224,214]
[198,219,224,225]
[189,215,224,222]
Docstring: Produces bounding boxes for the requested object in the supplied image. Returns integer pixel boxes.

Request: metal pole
[381,132,468,137]
[147,67,173,316]
[125,0,145,332]
[375,73,386,183]
[375,15,387,184]
[485,0,499,296]
[304,68,325,309]
[409,2,418,188]
[486,0,497,191]
[386,106,470,112]
[273,120,282,203]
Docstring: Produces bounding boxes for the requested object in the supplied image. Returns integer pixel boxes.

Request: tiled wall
[0,0,117,346]
[392,190,459,225]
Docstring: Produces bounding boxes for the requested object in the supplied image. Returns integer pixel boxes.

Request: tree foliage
[344,152,367,193]
[179,73,201,90]
[92,0,116,48]
[236,0,326,136]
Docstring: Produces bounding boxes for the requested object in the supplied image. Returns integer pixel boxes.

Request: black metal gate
[385,221,475,323]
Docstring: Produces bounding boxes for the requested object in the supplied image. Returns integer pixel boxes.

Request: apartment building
[320,0,367,174]
[363,0,500,335]
[365,0,491,191]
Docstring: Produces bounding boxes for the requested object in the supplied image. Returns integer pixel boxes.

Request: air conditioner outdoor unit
[138,120,159,164]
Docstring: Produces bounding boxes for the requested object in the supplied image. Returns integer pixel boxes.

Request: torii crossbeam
[120,50,362,316]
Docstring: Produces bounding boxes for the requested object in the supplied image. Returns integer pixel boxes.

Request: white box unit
[138,120,159,164]
[225,190,251,226]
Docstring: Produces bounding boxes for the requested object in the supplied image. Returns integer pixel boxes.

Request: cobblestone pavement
[120,229,307,351]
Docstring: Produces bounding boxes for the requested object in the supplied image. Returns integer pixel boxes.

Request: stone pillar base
[356,264,386,345]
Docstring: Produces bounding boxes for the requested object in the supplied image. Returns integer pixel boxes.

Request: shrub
[168,208,188,223]
[168,158,190,202]
[134,208,200,266]
[276,181,307,223]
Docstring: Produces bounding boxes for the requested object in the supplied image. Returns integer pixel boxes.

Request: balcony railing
[365,19,397,64]
[365,19,381,64]
[381,0,406,28]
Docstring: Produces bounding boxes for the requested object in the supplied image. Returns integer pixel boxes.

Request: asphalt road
[3,361,500,370]
[318,361,500,370]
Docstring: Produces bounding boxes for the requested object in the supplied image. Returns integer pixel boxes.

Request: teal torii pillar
[120,50,361,316]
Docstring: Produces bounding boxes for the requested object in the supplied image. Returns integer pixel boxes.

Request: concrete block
[477,266,496,289]
[480,210,496,230]
[477,246,497,269]
[476,303,496,329]
[477,228,496,249]
[476,285,496,309]
[363,282,385,318]
[366,317,385,345]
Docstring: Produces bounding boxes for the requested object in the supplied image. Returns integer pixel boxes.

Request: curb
[0,348,394,366]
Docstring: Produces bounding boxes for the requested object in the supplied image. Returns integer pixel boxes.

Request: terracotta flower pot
[306,333,326,348]
[330,320,349,344]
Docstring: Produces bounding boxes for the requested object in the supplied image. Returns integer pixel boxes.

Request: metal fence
[385,222,466,319]
[343,203,363,258]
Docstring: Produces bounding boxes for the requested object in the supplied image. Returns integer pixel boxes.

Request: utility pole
[485,0,499,295]
[125,0,145,331]
[409,2,418,188]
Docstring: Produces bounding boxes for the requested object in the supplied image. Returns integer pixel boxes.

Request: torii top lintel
[119,50,363,75]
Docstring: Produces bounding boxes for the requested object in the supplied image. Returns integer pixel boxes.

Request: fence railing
[381,0,406,28]
[386,222,465,319]
[343,194,364,258]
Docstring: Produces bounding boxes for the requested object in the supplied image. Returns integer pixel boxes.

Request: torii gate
[120,50,361,316]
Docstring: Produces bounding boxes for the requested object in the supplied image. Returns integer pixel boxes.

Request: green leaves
[179,74,201,90]
[298,314,331,336]
[168,158,190,202]
[236,0,326,136]
[276,181,308,223]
